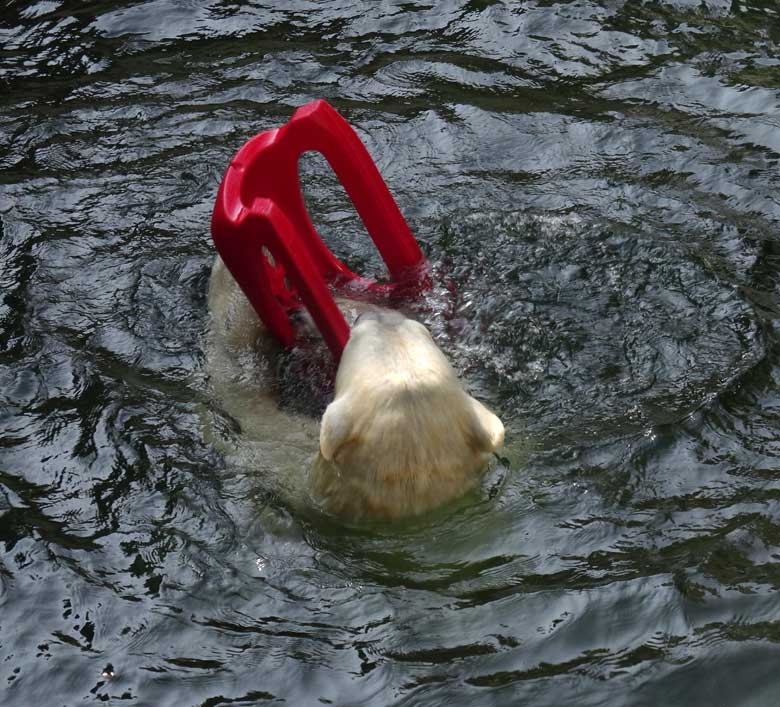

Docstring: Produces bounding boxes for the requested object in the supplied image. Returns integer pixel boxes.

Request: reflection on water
[2,1,780,705]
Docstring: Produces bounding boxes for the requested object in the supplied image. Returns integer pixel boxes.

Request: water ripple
[3,1,780,705]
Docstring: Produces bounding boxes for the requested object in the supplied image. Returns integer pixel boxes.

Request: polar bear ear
[320,396,355,462]
[469,397,505,453]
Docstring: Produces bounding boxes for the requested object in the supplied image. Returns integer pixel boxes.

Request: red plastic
[211,99,428,360]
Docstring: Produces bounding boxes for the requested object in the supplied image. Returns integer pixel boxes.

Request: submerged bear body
[207,256,504,520]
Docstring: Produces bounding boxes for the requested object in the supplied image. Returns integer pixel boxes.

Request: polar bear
[207,256,504,520]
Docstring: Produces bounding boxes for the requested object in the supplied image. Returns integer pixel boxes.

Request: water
[2,1,780,705]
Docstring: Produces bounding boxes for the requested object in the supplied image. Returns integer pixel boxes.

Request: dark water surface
[3,1,780,705]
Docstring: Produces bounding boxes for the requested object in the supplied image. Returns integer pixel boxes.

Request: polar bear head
[313,308,504,519]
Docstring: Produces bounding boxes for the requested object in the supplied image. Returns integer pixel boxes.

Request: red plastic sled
[210,99,428,360]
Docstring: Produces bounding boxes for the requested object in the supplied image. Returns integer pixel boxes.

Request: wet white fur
[207,256,504,519]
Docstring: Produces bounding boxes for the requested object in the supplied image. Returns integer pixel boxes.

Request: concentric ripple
[2,1,780,706]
